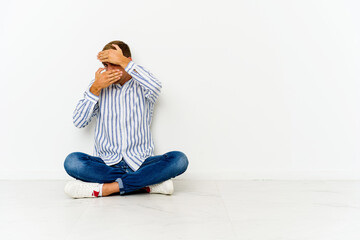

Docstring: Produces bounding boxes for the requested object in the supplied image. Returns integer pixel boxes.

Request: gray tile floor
[1,179,360,240]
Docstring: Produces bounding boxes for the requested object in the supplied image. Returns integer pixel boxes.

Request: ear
[129,57,132,61]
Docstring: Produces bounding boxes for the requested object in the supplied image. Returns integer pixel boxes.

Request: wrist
[90,83,101,96]
[120,58,131,69]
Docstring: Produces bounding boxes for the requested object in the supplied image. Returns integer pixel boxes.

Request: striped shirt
[72,61,162,171]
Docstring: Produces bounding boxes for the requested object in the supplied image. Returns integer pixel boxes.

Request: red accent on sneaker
[92,190,100,197]
[144,187,150,193]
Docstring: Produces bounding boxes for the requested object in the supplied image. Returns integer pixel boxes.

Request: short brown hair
[102,40,131,58]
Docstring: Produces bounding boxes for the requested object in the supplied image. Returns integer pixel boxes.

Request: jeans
[64,151,189,195]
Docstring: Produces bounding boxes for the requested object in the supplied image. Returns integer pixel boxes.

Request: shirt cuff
[125,60,136,74]
[84,85,99,104]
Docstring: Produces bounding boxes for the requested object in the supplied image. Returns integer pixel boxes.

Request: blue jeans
[63,151,189,195]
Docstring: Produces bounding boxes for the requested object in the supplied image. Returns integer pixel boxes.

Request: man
[63,40,189,198]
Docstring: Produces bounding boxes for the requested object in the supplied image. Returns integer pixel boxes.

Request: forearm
[73,81,100,128]
[73,100,98,128]
[125,61,162,98]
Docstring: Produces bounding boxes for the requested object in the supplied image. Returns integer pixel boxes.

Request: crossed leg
[64,151,189,196]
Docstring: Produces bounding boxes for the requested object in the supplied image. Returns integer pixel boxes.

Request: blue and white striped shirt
[72,61,162,171]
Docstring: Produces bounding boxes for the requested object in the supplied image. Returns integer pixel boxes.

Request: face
[102,62,125,84]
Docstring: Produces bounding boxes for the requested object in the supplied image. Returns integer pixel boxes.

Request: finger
[97,52,104,58]
[111,75,121,79]
[105,73,121,79]
[96,68,105,74]
[97,51,108,58]
[112,44,123,55]
[110,77,120,83]
[98,52,108,58]
[108,70,122,74]
[97,52,106,58]
[107,69,121,74]
[98,56,108,62]
[109,71,122,76]
[108,72,122,77]
[108,76,120,83]
[110,71,122,77]
[112,44,120,51]
[98,50,109,54]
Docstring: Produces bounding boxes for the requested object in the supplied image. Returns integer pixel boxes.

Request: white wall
[0,0,359,180]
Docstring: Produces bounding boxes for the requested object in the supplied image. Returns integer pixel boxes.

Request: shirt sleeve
[125,61,162,103]
[72,79,100,128]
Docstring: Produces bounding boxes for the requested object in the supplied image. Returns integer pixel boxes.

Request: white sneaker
[64,180,101,198]
[148,179,174,195]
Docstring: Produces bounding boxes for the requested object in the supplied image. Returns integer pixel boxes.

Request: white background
[0,0,359,180]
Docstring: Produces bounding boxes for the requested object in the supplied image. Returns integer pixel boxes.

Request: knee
[64,152,83,177]
[167,151,189,175]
